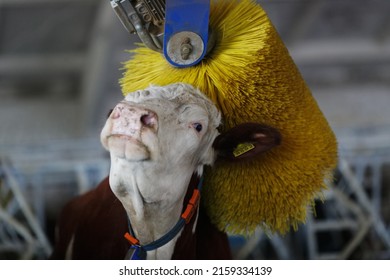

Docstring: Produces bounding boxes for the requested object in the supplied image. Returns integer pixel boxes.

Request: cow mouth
[108,134,144,145]
[106,134,150,161]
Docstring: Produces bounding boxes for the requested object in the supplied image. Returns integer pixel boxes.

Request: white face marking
[100,83,221,259]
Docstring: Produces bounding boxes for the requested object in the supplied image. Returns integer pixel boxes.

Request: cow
[50,83,281,260]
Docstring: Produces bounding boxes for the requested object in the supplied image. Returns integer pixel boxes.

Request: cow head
[101,83,221,178]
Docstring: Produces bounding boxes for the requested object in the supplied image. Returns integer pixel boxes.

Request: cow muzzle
[109,102,158,138]
[101,102,159,161]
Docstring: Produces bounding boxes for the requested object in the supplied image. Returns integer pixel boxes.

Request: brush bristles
[120,0,338,235]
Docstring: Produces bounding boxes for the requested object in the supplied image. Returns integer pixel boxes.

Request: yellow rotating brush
[119,0,338,234]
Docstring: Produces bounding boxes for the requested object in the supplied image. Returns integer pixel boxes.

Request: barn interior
[1,0,390,260]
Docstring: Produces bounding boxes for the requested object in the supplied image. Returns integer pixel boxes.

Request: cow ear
[213,123,281,161]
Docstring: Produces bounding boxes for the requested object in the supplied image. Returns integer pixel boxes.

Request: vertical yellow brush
[120,0,338,234]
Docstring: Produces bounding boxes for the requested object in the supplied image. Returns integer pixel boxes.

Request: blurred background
[0,0,389,259]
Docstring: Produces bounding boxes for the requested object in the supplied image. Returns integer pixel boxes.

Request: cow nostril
[141,113,157,128]
[107,109,113,119]
[110,109,120,119]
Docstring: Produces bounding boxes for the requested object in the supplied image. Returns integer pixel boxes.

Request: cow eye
[193,123,203,132]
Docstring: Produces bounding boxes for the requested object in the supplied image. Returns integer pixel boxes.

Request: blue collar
[124,176,203,260]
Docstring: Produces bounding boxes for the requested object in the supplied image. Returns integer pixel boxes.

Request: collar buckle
[181,189,200,224]
[124,232,140,246]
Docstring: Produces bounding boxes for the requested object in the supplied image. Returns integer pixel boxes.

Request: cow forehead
[125,83,210,106]
[124,83,221,126]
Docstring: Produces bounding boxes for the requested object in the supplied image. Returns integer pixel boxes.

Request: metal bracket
[109,0,213,67]
[110,0,164,52]
[163,0,211,67]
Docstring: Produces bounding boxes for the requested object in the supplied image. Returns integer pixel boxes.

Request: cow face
[101,83,222,177]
